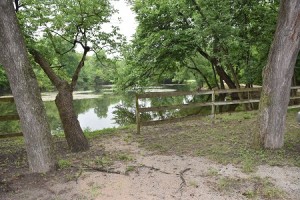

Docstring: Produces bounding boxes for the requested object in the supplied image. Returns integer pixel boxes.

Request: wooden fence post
[211,90,215,118]
[136,93,141,134]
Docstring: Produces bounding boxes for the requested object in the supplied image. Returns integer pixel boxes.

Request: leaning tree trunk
[55,81,89,152]
[257,0,300,149]
[0,0,55,172]
[29,49,90,152]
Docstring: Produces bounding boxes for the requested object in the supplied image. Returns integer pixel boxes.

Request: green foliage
[16,0,123,91]
[116,0,279,90]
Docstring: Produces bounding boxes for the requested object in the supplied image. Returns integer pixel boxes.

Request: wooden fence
[1,86,300,137]
[0,97,22,138]
[135,86,300,134]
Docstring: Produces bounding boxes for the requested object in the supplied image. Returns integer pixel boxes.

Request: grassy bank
[134,109,300,172]
[1,110,299,175]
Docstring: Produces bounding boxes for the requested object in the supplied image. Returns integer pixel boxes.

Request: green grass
[214,176,286,199]
[135,110,300,171]
[205,167,219,177]
[1,109,299,177]
[51,125,135,139]
[125,165,136,174]
[117,153,133,161]
[243,176,287,199]
[57,159,71,169]
[93,155,113,167]
[85,125,135,139]
[217,177,243,192]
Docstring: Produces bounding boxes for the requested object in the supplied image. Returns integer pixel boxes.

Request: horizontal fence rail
[0,97,22,138]
[135,86,300,134]
[2,87,300,137]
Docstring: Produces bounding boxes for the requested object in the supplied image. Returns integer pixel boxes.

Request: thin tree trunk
[256,0,300,149]
[196,47,236,89]
[211,64,220,89]
[0,0,55,172]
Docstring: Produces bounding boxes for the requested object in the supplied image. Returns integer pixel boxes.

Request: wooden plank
[136,86,300,131]
[141,103,299,127]
[0,132,23,138]
[137,90,213,98]
[213,99,260,106]
[136,94,141,134]
[0,114,20,121]
[214,88,261,94]
[289,96,300,100]
[141,115,203,126]
[137,88,263,99]
[211,90,215,116]
[139,99,260,113]
[290,86,300,89]
[0,97,14,102]
[288,105,300,109]
[139,102,213,112]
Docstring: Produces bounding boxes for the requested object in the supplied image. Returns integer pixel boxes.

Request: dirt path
[2,134,300,200]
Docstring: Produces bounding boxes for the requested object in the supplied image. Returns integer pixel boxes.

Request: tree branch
[71,46,90,90]
[188,58,213,90]
[29,48,63,88]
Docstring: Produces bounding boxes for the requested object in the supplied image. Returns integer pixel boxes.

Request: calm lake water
[0,84,202,134]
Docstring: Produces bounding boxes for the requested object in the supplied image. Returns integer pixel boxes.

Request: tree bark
[257,0,300,149]
[55,81,89,152]
[0,0,55,172]
[196,47,236,89]
[30,49,90,152]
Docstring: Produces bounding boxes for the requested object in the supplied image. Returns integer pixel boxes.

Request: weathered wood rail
[0,97,22,138]
[135,86,300,134]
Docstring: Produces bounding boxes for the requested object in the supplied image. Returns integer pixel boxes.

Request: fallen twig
[81,164,124,175]
[176,168,191,196]
[137,165,171,175]
[75,168,83,184]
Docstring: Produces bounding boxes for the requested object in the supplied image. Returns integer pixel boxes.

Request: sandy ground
[2,135,300,200]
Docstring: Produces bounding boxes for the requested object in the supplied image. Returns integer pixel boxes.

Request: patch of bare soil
[1,132,299,200]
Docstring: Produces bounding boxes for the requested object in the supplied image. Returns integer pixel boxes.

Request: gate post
[211,90,215,118]
[136,93,141,134]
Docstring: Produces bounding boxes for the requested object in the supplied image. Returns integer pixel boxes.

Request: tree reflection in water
[0,84,214,134]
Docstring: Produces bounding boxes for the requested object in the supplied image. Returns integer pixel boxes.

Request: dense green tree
[16,0,123,152]
[117,0,278,92]
[78,52,115,90]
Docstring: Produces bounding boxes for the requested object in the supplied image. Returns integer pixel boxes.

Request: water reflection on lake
[77,102,120,131]
[45,92,129,134]
[0,84,203,134]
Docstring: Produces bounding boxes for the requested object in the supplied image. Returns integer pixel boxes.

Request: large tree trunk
[257,0,300,149]
[0,0,55,172]
[55,81,89,152]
